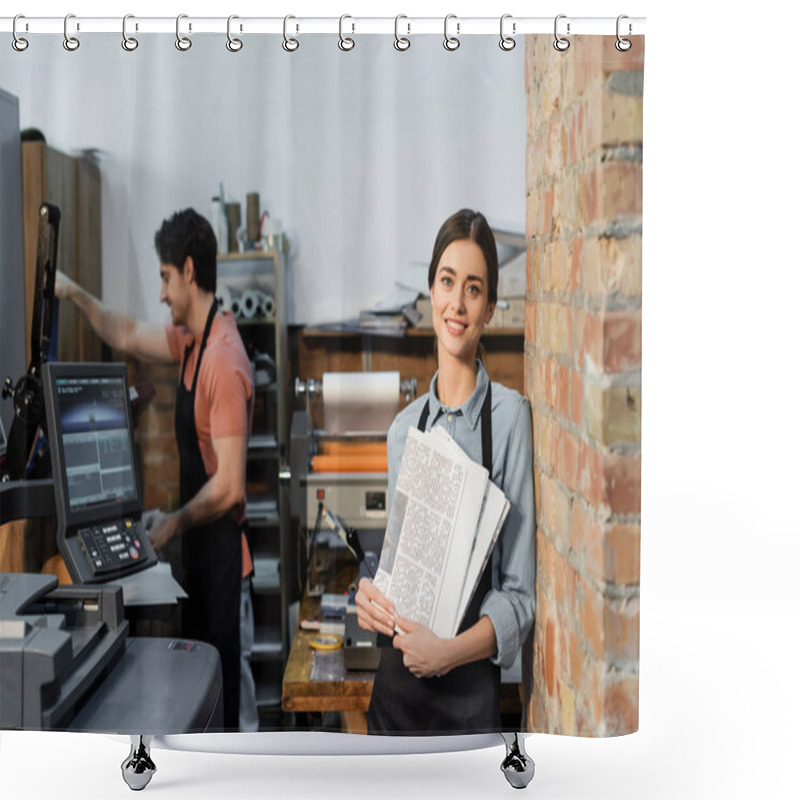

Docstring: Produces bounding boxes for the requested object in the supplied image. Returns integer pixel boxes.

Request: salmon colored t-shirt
[166,312,254,577]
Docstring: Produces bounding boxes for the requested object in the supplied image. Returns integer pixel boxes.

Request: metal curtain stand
[121,732,534,791]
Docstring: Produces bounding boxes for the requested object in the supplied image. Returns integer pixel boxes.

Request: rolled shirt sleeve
[480,396,535,670]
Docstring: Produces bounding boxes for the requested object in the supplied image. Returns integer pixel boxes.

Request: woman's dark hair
[427,209,498,307]
[154,208,217,294]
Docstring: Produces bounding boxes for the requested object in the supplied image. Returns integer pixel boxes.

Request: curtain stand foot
[500,732,535,789]
[121,735,156,791]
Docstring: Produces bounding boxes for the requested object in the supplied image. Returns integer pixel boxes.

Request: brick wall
[524,35,643,736]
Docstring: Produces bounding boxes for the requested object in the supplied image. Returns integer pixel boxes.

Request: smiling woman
[355,209,535,735]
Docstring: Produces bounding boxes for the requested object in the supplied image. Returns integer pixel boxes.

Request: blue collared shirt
[386,361,535,669]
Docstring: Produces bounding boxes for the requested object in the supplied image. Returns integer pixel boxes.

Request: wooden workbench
[282,556,374,715]
[281,554,523,729]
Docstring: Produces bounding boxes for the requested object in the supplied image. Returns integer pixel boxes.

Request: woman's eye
[441,276,452,287]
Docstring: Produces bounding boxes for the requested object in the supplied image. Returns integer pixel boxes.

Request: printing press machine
[0,571,222,733]
[289,372,416,669]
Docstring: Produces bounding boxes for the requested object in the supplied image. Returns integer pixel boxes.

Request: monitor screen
[53,374,136,511]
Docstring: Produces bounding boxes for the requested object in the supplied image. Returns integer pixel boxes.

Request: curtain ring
[339,15,355,51]
[122,14,138,51]
[553,14,570,51]
[175,14,192,51]
[615,15,632,52]
[12,15,29,52]
[499,14,516,51]
[226,15,243,52]
[283,15,299,52]
[443,14,460,51]
[394,14,410,51]
[63,14,80,51]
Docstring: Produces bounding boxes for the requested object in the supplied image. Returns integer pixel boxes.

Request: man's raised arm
[56,270,174,364]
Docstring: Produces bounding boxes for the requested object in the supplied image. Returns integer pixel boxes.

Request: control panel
[77,517,147,577]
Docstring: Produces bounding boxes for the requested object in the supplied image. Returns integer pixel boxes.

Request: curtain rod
[0,16,646,37]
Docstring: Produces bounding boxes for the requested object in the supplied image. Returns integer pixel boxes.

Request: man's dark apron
[367,383,501,735]
[176,299,242,731]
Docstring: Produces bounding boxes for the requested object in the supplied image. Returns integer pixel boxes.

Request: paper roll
[230,294,243,320]
[240,289,261,319]
[322,372,399,435]
[238,289,274,320]
[246,192,260,241]
[262,293,275,319]
[216,284,233,314]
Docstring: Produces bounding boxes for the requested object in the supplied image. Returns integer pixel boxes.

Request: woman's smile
[444,317,468,336]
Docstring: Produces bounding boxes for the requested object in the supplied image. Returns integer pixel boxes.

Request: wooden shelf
[302,326,523,339]
[218,250,279,261]
[405,326,523,338]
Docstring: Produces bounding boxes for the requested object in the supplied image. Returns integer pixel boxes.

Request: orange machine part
[312,454,388,473]
[317,441,387,457]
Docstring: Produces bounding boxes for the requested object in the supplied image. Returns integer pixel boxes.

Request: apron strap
[180,297,218,391]
[417,378,493,474]
[480,381,492,474]
[417,399,430,432]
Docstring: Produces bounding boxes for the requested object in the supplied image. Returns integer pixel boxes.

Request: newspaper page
[455,482,509,628]
[426,427,509,633]
[374,427,507,638]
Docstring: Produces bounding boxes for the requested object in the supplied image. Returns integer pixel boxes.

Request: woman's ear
[484,302,496,326]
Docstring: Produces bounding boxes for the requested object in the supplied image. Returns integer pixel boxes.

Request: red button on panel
[317,489,325,500]
[129,547,139,559]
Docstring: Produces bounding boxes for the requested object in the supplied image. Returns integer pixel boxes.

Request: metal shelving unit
[217,249,290,728]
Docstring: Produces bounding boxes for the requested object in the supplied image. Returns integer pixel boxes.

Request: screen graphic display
[54,376,136,511]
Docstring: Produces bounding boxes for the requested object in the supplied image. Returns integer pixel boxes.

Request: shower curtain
[0,13,643,751]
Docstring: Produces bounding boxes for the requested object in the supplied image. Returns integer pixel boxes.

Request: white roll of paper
[216,284,233,314]
[230,294,243,320]
[322,371,400,435]
[261,293,275,320]
[240,289,261,320]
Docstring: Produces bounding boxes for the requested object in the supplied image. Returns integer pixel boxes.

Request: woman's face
[431,238,495,366]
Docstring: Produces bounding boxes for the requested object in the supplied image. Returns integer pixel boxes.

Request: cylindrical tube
[246,193,260,241]
[261,293,275,320]
[240,289,261,319]
[225,202,241,253]
[322,372,400,435]
[230,293,243,320]
[216,284,233,314]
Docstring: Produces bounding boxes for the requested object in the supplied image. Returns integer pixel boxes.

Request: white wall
[0,34,525,325]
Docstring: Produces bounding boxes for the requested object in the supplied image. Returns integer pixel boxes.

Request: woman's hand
[392,616,453,679]
[354,578,396,637]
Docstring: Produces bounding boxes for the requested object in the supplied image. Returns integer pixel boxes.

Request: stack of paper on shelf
[374,427,509,639]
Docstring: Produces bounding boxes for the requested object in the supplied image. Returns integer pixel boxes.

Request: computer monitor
[43,362,157,583]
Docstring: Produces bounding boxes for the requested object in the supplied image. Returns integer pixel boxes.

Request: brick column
[524,35,643,736]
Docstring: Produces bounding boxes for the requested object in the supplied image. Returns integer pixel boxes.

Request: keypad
[78,517,143,576]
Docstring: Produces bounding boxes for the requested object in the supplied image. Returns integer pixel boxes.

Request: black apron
[176,299,242,731]
[367,382,501,735]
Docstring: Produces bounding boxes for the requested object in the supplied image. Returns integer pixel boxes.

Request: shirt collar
[428,360,489,430]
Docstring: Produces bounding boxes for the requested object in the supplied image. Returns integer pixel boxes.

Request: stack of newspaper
[373,427,510,639]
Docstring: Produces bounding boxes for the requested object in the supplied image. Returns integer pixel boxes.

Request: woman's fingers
[354,578,396,636]
[358,578,394,614]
